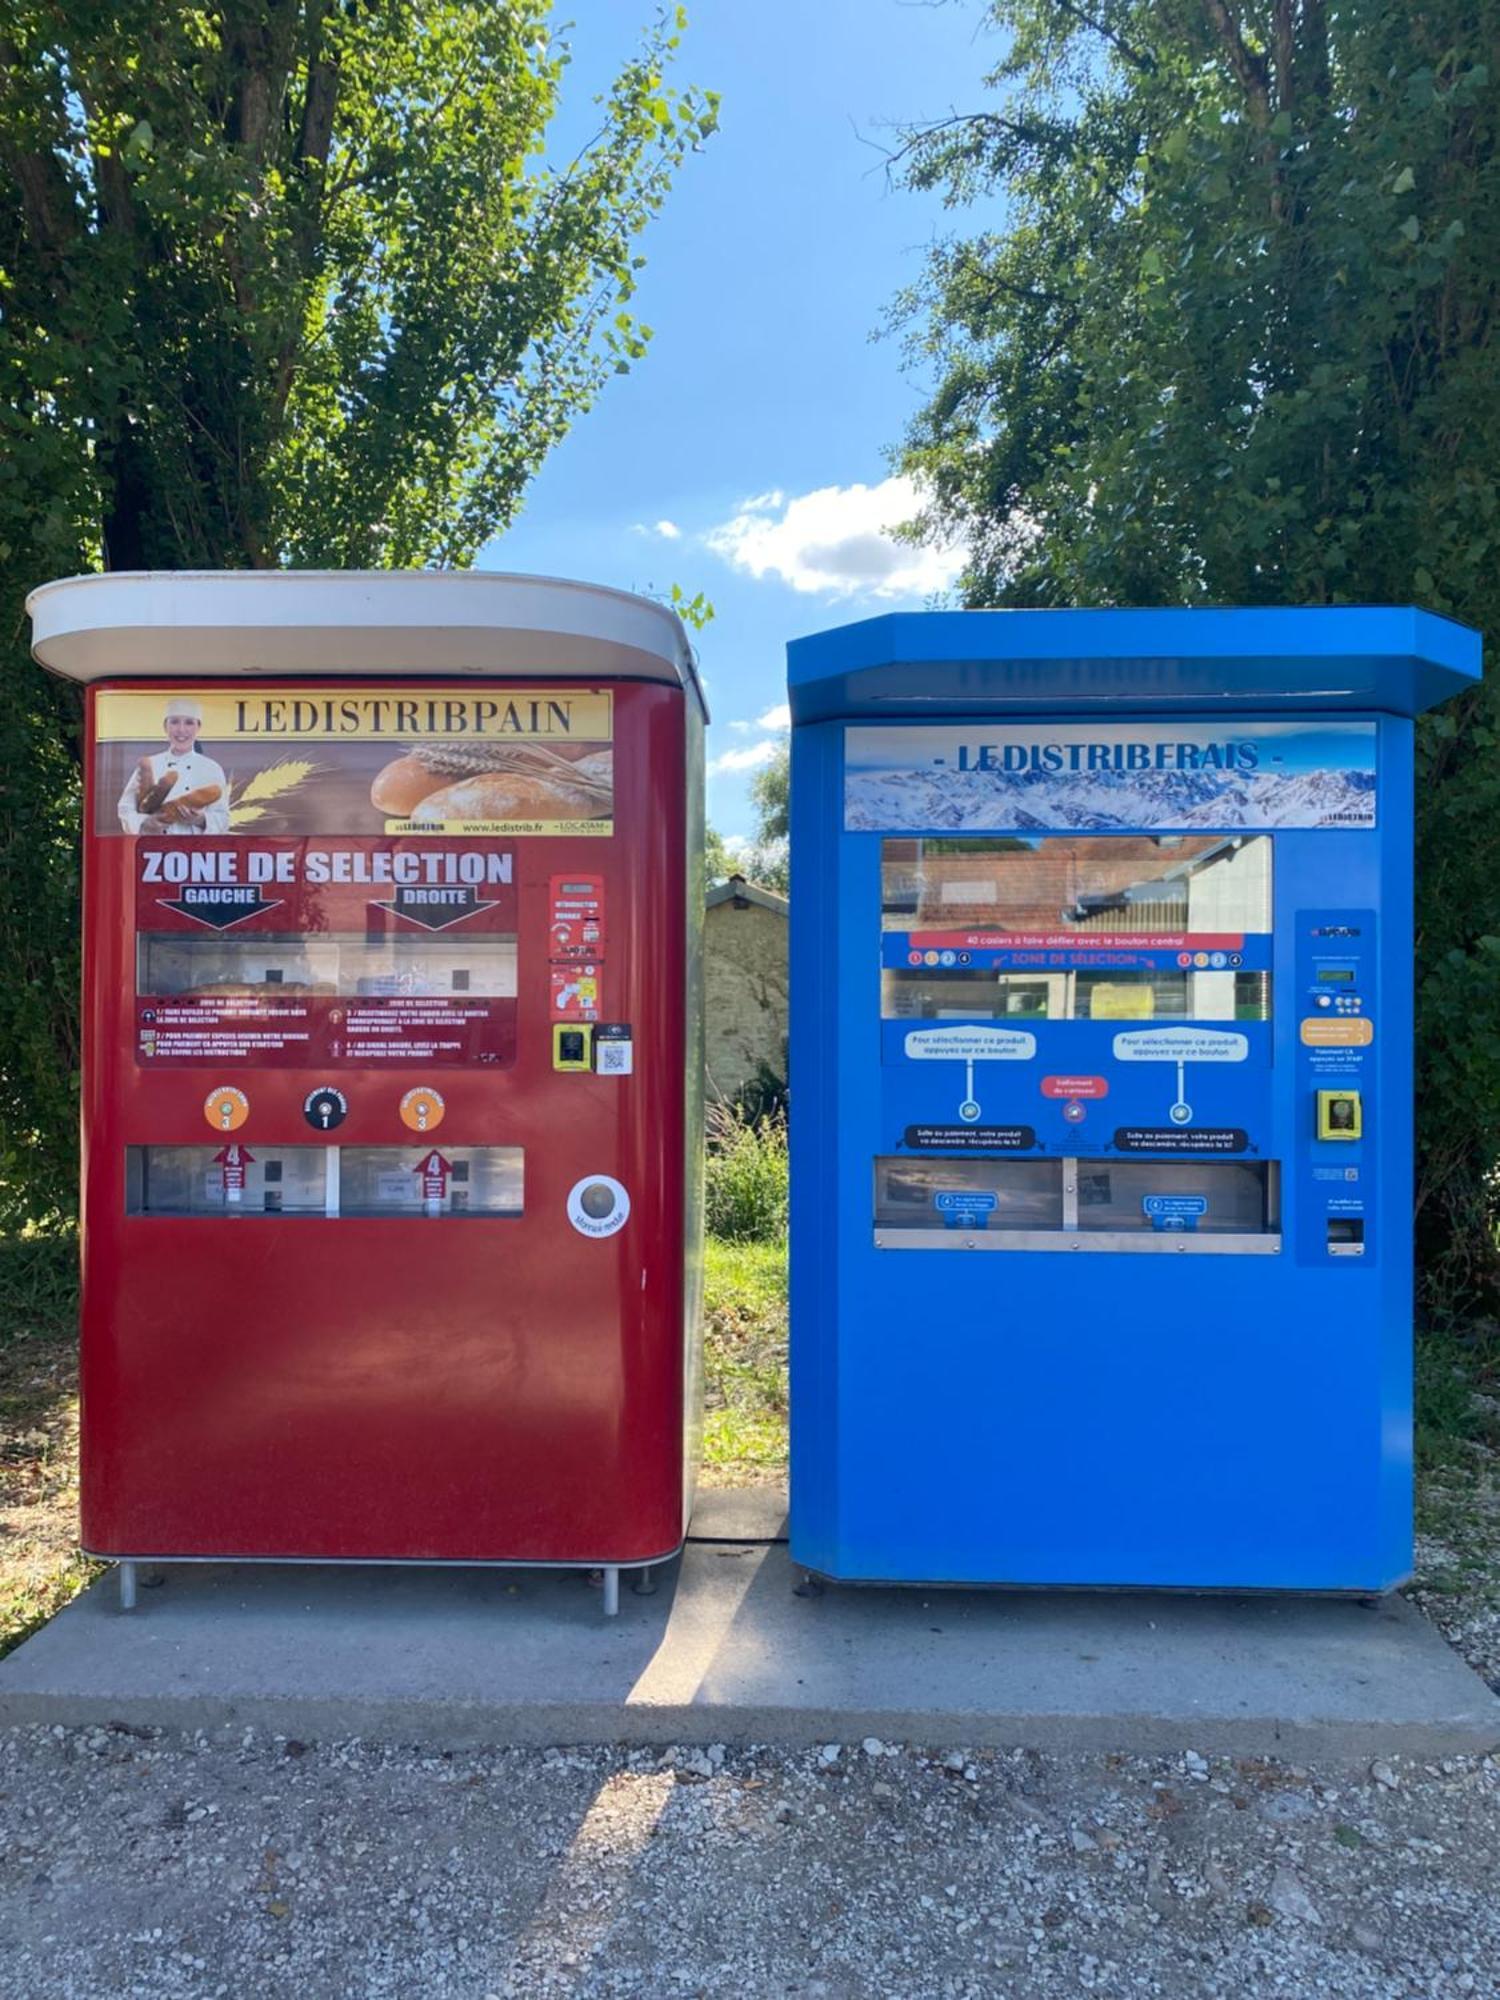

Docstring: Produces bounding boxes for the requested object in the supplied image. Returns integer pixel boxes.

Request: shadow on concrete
[1,1481,1497,1759]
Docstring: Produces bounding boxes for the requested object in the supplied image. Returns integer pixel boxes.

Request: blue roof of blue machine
[787,606,1481,723]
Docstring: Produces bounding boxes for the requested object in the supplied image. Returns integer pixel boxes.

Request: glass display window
[873,1154,1279,1251]
[1074,1159,1276,1235]
[881,835,1271,1024]
[138,932,517,999]
[127,1145,329,1216]
[874,1158,1064,1234]
[338,1146,523,1217]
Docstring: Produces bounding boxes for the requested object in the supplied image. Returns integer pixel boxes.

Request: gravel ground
[2,1727,1497,1999]
[1413,1463,1500,1695]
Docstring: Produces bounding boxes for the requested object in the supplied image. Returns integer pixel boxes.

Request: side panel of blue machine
[790,711,1413,1592]
[789,721,846,1577]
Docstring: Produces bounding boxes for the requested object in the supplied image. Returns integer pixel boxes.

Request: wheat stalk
[227,759,321,827]
[235,759,321,804]
[410,741,612,801]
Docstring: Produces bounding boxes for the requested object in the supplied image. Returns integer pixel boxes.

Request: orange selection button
[203,1085,250,1132]
[1300,1016,1374,1047]
[399,1087,446,1134]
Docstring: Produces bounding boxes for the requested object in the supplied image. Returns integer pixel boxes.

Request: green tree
[705,822,733,886]
[748,739,789,894]
[0,2,716,1227]
[893,0,1500,1307]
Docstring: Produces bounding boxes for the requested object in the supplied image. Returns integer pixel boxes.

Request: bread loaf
[370,754,449,816]
[410,771,609,823]
[159,783,223,821]
[371,740,612,821]
[137,761,178,815]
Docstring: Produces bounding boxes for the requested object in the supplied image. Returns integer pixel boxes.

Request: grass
[0,1227,791,1653]
[1415,1316,1500,1472]
[701,1237,789,1482]
[704,1106,789,1246]
[0,1236,98,1658]
[4,1208,1491,1640]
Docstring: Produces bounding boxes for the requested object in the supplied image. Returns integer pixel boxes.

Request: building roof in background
[707,874,789,916]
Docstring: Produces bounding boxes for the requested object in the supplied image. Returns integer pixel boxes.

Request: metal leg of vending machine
[602,1566,620,1617]
[118,1560,137,1613]
[632,1564,658,1596]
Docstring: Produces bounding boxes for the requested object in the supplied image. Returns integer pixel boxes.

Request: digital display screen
[1317,968,1356,984]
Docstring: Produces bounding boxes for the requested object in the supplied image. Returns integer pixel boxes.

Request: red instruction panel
[133,837,518,1067]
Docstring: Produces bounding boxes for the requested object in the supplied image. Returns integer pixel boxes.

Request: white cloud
[630,518,682,539]
[727,702,791,736]
[705,476,964,600]
[708,738,783,777]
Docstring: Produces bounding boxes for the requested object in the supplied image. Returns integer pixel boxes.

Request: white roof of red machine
[26,569,706,717]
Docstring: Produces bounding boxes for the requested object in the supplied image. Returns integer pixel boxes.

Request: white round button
[567,1175,630,1238]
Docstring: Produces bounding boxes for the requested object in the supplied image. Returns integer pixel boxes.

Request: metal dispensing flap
[27,569,707,718]
[788,606,1480,723]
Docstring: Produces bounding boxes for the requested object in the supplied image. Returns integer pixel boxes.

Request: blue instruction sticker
[1143,1193,1207,1233]
[935,1190,998,1213]
[935,1189,999,1230]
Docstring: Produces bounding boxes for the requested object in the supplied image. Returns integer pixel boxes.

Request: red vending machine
[28,571,706,1615]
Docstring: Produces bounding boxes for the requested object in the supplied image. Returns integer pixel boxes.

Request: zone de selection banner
[843,721,1377,833]
[95,687,614,838]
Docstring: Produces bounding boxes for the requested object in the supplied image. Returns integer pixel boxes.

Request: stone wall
[704,891,788,1105]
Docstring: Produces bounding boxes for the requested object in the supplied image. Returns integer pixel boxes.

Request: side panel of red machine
[79,680,687,1563]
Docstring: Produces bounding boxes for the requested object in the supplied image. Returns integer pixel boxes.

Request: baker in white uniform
[117,697,231,834]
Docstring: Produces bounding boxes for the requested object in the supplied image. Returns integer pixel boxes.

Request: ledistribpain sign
[844,722,1377,832]
[94,686,614,837]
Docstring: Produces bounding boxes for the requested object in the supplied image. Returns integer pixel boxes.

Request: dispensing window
[1073,1160,1277,1237]
[881,835,1272,1023]
[126,1146,524,1217]
[127,1146,329,1217]
[875,1156,1279,1252]
[875,1159,1064,1237]
[338,1147,523,1218]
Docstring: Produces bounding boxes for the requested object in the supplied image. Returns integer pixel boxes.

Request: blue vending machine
[788,609,1480,1592]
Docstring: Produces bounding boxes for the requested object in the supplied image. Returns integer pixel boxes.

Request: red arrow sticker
[213,1142,256,1197]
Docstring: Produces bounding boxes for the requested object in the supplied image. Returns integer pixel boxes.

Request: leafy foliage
[705,1100,788,1244]
[746,738,789,893]
[704,821,733,886]
[0,2,716,1227]
[892,0,1500,1306]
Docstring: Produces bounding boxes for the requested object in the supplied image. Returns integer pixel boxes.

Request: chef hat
[163,697,204,723]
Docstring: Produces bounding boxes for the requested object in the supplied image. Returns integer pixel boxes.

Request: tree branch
[1052,0,1158,74]
[1272,0,1296,111]
[0,39,82,278]
[1201,0,1272,125]
[877,108,1076,185]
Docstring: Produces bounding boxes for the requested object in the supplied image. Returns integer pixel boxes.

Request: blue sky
[482,0,1004,849]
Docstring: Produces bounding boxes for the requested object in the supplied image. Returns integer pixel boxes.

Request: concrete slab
[5,1505,1498,1759]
